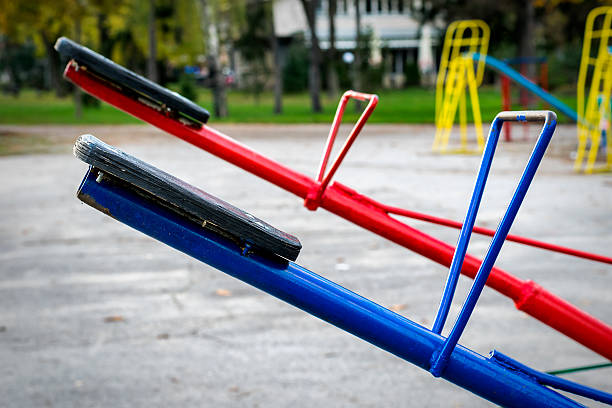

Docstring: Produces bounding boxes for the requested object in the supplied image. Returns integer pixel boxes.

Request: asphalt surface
[0,123,610,407]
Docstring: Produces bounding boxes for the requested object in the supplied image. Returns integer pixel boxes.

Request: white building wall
[274,0,421,49]
[273,0,309,38]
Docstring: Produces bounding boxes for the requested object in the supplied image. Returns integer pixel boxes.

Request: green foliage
[0,39,42,94]
[234,1,271,101]
[283,36,309,93]
[331,30,384,91]
[336,58,353,90]
[178,73,198,103]
[355,28,386,91]
[234,2,269,63]
[403,62,420,87]
[83,93,101,108]
[547,42,581,91]
[0,0,206,80]
[363,63,385,91]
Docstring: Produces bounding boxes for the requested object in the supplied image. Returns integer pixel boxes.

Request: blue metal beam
[76,167,591,408]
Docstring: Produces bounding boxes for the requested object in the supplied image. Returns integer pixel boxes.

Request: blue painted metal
[76,163,612,408]
[430,111,557,376]
[471,53,579,122]
[431,113,503,335]
[491,351,612,405]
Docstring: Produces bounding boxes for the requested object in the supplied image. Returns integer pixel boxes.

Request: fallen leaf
[157,333,170,340]
[335,263,350,271]
[104,316,124,323]
[390,304,407,312]
[215,289,232,297]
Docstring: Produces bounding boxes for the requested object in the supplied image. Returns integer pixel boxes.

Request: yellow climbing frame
[434,20,489,154]
[576,6,612,173]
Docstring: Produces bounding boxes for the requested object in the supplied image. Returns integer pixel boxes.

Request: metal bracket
[304,91,378,210]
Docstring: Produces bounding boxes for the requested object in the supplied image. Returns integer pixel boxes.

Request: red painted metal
[501,75,512,141]
[501,60,550,142]
[378,202,612,265]
[306,90,378,210]
[63,62,612,360]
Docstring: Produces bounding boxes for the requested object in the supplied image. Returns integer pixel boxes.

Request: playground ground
[0,123,610,407]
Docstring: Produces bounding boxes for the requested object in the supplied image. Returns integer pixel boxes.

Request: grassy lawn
[0,87,577,125]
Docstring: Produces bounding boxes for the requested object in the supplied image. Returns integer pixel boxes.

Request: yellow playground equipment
[433,20,490,154]
[576,6,612,173]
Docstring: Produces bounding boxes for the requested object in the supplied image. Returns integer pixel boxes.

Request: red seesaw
[63,62,612,361]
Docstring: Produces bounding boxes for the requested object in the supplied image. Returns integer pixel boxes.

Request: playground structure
[470,53,579,122]
[500,56,548,141]
[575,6,612,174]
[56,37,612,406]
[433,20,488,154]
[437,11,612,174]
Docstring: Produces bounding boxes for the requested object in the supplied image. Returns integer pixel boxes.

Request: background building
[273,0,438,88]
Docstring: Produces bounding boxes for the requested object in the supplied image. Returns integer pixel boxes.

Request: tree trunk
[97,13,114,57]
[74,18,83,119]
[327,0,339,98]
[3,39,21,96]
[200,0,228,117]
[353,0,362,112]
[147,0,159,83]
[40,30,67,98]
[299,0,322,113]
[519,0,536,106]
[519,0,536,69]
[269,3,283,114]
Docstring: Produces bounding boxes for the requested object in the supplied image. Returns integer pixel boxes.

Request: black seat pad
[56,37,210,125]
[74,134,301,261]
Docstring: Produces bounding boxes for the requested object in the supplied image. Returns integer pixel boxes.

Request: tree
[235,1,273,105]
[299,0,322,113]
[0,1,78,97]
[199,0,228,118]
[147,0,158,82]
[74,17,83,118]
[353,0,361,111]
[0,0,128,96]
[327,0,339,98]
[269,2,283,114]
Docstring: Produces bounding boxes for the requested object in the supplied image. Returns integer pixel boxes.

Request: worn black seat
[74,134,301,261]
[56,37,210,125]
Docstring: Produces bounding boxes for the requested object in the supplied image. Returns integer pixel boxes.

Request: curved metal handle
[495,110,556,123]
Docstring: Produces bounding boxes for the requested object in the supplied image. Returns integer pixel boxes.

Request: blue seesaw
[72,111,612,407]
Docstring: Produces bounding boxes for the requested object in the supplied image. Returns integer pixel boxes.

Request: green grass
[0,87,578,125]
[0,91,140,125]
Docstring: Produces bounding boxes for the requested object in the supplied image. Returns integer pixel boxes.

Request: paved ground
[0,123,610,407]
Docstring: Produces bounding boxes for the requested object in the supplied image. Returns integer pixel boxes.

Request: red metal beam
[64,62,612,361]
[379,203,612,265]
